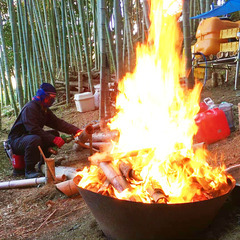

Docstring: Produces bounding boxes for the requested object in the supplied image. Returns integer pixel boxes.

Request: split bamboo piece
[55,179,79,197]
[38,146,57,183]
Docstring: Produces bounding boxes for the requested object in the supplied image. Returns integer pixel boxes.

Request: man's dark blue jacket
[8,100,79,144]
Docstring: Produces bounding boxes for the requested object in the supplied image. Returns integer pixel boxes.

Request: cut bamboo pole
[76,124,94,144]
[0,177,46,189]
[92,130,119,142]
[146,185,168,203]
[99,162,129,192]
[45,158,56,183]
[38,146,57,183]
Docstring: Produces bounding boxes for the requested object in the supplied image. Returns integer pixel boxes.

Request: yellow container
[220,28,240,39]
[194,65,205,80]
[194,17,239,56]
[220,42,239,52]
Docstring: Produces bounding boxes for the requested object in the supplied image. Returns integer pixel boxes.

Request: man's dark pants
[10,130,59,173]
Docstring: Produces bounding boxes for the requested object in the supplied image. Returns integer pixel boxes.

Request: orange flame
[76,0,233,203]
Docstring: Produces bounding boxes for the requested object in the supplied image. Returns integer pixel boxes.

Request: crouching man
[8,83,81,179]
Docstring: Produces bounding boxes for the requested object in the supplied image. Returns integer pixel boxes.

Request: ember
[75,0,234,204]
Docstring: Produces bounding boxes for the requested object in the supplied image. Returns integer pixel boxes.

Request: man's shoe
[25,171,41,179]
[13,169,25,176]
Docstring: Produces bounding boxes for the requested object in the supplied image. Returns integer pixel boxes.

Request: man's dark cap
[40,83,56,94]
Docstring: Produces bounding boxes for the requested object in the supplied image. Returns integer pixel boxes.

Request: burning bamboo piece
[75,124,94,144]
[119,160,141,181]
[92,130,119,142]
[146,185,168,203]
[97,179,110,195]
[99,162,130,193]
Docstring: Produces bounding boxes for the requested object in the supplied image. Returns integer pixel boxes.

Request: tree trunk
[183,0,194,89]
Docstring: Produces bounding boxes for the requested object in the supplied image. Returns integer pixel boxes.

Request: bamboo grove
[0,0,220,128]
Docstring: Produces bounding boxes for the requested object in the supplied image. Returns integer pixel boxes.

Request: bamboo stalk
[16,0,27,104]
[32,0,54,85]
[0,48,10,106]
[53,0,63,74]
[90,0,99,70]
[113,0,123,82]
[43,0,54,76]
[0,11,18,115]
[77,0,94,93]
[8,0,24,109]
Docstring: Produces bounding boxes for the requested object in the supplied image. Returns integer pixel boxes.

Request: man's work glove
[53,136,65,148]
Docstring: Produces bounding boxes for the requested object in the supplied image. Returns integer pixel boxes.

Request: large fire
[75,0,234,203]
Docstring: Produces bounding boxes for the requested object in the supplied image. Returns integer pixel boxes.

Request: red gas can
[194,108,230,144]
[199,102,208,113]
[12,154,25,170]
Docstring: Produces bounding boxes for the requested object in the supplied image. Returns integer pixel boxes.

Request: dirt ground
[1,75,240,240]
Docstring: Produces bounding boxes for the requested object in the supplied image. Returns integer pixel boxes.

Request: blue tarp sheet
[191,0,240,19]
